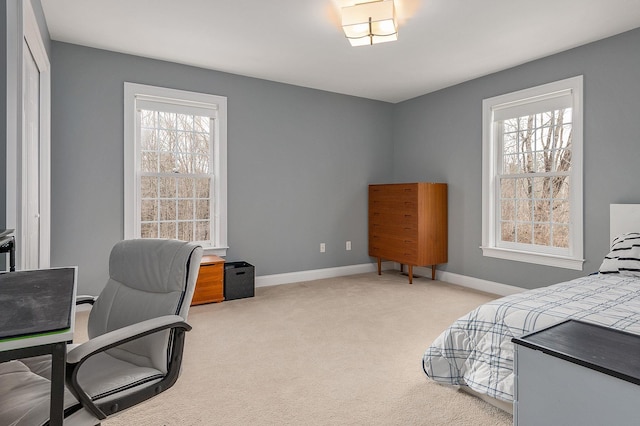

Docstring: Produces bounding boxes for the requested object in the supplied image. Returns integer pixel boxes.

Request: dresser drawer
[369,210,418,227]
[369,184,417,203]
[369,222,417,238]
[369,244,418,264]
[369,233,417,246]
[370,199,418,212]
[369,234,418,254]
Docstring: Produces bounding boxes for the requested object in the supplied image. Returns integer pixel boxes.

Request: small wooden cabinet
[191,255,225,305]
[369,182,447,283]
[512,320,640,425]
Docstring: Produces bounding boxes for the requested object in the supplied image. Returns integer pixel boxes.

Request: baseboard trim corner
[255,262,394,288]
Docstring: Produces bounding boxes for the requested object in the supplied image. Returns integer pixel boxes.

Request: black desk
[0,267,77,426]
[0,229,15,272]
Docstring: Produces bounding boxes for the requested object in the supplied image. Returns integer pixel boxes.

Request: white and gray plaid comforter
[422,273,640,401]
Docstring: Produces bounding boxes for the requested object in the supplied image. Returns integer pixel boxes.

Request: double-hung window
[481,76,583,270]
[124,83,227,256]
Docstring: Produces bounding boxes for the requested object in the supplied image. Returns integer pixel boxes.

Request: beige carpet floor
[85,271,512,425]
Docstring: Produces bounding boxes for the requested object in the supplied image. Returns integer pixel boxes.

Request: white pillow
[599,232,640,277]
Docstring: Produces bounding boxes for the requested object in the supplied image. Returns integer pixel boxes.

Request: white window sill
[203,246,228,257]
[480,246,584,270]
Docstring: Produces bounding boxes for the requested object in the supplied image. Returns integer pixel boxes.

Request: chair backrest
[87,239,203,373]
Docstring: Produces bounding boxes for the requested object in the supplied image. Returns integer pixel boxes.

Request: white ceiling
[41,0,640,103]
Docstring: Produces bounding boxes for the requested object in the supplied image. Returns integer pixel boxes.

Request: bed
[422,204,640,411]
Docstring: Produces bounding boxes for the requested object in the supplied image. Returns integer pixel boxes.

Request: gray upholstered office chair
[0,239,203,425]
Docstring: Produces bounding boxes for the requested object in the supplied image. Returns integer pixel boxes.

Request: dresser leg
[377,257,382,275]
[408,265,413,284]
[432,265,436,280]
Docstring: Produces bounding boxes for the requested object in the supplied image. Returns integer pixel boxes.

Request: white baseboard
[411,265,524,296]
[255,262,523,296]
[255,262,394,288]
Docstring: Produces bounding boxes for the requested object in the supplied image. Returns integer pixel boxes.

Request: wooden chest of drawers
[369,182,447,283]
[191,255,225,305]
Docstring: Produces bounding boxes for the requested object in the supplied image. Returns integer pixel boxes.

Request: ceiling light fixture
[342,0,398,47]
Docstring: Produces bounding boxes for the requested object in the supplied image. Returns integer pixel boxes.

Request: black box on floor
[224,261,255,300]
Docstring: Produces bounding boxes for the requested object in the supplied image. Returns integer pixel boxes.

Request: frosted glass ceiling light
[342,0,398,47]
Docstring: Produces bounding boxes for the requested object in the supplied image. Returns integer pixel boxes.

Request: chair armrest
[65,315,192,419]
[67,315,190,364]
[75,295,97,305]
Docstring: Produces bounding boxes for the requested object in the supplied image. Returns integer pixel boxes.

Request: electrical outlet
[320,243,326,253]
[346,241,351,250]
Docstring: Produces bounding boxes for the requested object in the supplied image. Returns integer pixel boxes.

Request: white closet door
[22,39,41,269]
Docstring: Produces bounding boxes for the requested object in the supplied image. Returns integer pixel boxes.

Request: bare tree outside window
[499,108,572,249]
[139,109,213,243]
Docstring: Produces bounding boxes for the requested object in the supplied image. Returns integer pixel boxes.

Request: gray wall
[13,13,640,293]
[393,28,640,289]
[50,42,393,294]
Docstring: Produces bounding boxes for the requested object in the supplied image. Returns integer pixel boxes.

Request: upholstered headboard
[610,204,640,243]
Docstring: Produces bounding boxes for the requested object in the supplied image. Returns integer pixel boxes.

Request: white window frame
[481,76,584,270]
[124,83,227,256]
